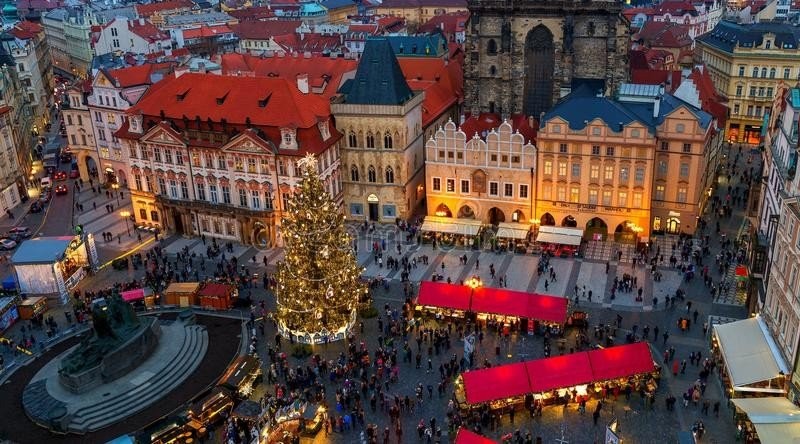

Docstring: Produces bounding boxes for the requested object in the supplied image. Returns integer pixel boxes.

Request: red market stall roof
[461,361,531,404]
[121,288,144,302]
[587,342,656,382]
[199,283,233,297]
[526,352,593,393]
[735,265,749,278]
[417,282,567,323]
[455,428,497,444]
[417,281,472,311]
[472,288,567,323]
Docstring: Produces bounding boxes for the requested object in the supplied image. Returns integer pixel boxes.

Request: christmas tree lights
[274,153,365,344]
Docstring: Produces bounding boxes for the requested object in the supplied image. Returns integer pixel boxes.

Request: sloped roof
[232,20,301,39]
[387,32,448,58]
[107,62,176,88]
[636,21,693,48]
[272,33,341,54]
[9,20,42,40]
[418,11,468,34]
[341,38,413,105]
[399,56,462,125]
[182,24,234,40]
[126,19,171,43]
[227,5,275,20]
[377,0,466,7]
[134,0,194,17]
[653,0,697,16]
[460,113,537,143]
[11,237,74,265]
[699,20,800,53]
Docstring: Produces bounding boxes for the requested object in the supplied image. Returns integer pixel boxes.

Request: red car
[54,171,67,181]
[69,169,79,179]
[54,185,68,195]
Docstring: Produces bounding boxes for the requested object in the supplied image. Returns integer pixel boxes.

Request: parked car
[53,171,67,181]
[0,238,17,250]
[29,201,42,213]
[60,152,72,163]
[54,185,68,195]
[8,227,32,238]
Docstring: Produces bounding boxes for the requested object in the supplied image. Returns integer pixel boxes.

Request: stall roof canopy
[420,216,483,236]
[462,361,530,404]
[714,316,789,388]
[11,236,74,264]
[17,296,46,307]
[732,398,800,443]
[417,282,568,323]
[199,283,233,297]
[496,222,531,240]
[455,428,497,444]
[461,343,655,405]
[0,296,15,309]
[535,226,583,246]
[121,288,145,302]
[165,282,201,294]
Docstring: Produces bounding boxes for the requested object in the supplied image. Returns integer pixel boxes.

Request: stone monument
[58,290,161,394]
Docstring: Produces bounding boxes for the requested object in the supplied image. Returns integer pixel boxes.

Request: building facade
[6,21,53,135]
[117,72,342,247]
[332,38,426,222]
[697,21,800,144]
[62,84,96,181]
[93,18,172,57]
[463,0,628,119]
[535,85,715,240]
[425,119,536,225]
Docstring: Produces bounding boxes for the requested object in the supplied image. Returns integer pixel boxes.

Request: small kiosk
[163,282,200,307]
[0,296,19,332]
[188,387,235,427]
[219,355,262,397]
[494,222,532,253]
[420,215,484,248]
[17,296,47,320]
[198,283,236,310]
[535,226,583,257]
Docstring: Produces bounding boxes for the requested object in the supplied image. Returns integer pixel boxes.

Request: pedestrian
[713,400,720,417]
[663,331,669,345]
[93,202,96,211]
[592,409,600,425]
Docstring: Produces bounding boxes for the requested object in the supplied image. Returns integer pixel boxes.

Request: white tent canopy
[732,398,800,443]
[420,216,483,236]
[535,226,583,246]
[714,316,790,390]
[496,222,531,240]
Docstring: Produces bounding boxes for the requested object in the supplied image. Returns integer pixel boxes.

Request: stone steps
[22,379,67,429]
[67,325,208,434]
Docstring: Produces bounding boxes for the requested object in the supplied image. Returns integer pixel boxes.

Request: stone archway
[561,215,577,227]
[435,203,452,218]
[253,221,270,248]
[511,210,525,223]
[585,217,608,241]
[540,212,556,226]
[488,207,505,225]
[457,204,476,219]
[614,220,636,243]
[523,25,555,117]
[117,169,128,188]
[79,152,98,182]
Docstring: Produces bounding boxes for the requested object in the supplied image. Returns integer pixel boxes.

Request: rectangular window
[571,163,581,178]
[489,181,499,196]
[98,129,106,141]
[679,163,689,178]
[618,191,628,207]
[191,153,201,167]
[239,188,248,206]
[265,192,273,210]
[660,141,669,151]
[144,175,152,193]
[602,190,612,206]
[140,148,149,161]
[557,186,566,202]
[94,111,102,122]
[504,183,513,197]
[606,146,615,156]
[234,157,244,172]
[655,185,665,200]
[558,162,567,176]
[590,164,599,180]
[251,190,261,209]
[222,185,231,204]
[432,177,441,191]
[785,67,791,79]
[281,193,289,210]
[604,165,614,181]
[739,66,745,76]
[460,179,470,194]
[350,203,363,216]
[446,178,455,193]
[209,184,218,203]
[736,85,743,97]
[658,160,668,175]
[591,145,600,155]
[180,181,189,199]
[542,183,552,200]
[169,180,178,198]
[588,189,598,205]
[559,143,568,153]
[677,187,687,203]
[750,86,757,97]
[569,186,580,203]
[632,192,643,208]
[218,155,226,170]
[260,158,269,174]
[153,147,162,162]
[519,184,528,199]
[134,174,142,190]
[543,161,552,175]
[247,158,257,173]
[634,167,645,183]
[682,143,691,153]
[165,150,173,164]
[205,153,214,169]
[158,177,166,195]
[619,167,629,183]
[196,183,206,201]
[176,151,184,165]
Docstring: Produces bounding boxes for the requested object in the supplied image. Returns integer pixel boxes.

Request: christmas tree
[274,153,365,342]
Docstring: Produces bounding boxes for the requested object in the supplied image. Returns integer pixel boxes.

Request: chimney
[297,73,309,94]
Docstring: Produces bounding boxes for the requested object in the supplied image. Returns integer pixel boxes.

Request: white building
[93,18,172,57]
[63,84,97,181]
[650,0,724,39]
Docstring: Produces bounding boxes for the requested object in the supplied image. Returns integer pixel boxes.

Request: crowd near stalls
[534,226,582,258]
[731,397,800,443]
[420,216,485,249]
[453,342,659,416]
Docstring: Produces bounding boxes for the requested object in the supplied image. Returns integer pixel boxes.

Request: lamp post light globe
[119,210,131,236]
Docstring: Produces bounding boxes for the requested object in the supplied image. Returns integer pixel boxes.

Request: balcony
[155,195,274,218]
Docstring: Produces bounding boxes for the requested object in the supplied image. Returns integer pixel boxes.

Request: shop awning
[420,216,482,236]
[121,288,145,302]
[471,288,568,324]
[496,222,531,240]
[535,226,583,246]
[587,342,656,381]
[732,398,800,442]
[526,352,593,393]
[714,316,789,388]
[417,281,472,311]
[455,428,496,444]
[462,362,531,404]
[165,282,201,294]
[736,265,749,279]
[11,236,74,264]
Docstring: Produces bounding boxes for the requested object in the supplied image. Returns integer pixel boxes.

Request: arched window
[366,132,375,148]
[384,132,393,149]
[489,65,497,76]
[368,166,376,182]
[486,39,497,55]
[385,166,394,183]
[139,208,148,220]
[348,131,357,147]
[350,164,359,181]
[761,67,768,78]
[770,67,776,79]
[151,210,159,222]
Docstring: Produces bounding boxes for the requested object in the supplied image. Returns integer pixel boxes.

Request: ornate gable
[221,130,275,155]
[140,122,184,146]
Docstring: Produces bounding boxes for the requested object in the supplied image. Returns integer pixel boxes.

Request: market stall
[122,287,156,309]
[164,282,200,307]
[11,235,97,307]
[535,226,583,257]
[415,281,472,319]
[420,215,483,248]
[455,428,497,444]
[731,397,800,443]
[17,296,46,320]
[0,296,19,333]
[188,387,235,427]
[219,355,262,397]
[494,222,532,253]
[198,283,236,310]
[712,315,789,397]
[455,342,658,410]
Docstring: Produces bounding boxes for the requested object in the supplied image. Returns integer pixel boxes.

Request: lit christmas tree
[274,153,365,343]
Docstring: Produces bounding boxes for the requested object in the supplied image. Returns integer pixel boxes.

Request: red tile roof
[182,24,234,40]
[144,47,191,61]
[9,21,42,40]
[653,0,697,16]
[399,57,463,126]
[377,0,466,8]
[107,62,176,88]
[16,0,63,11]
[688,65,727,128]
[232,20,302,40]
[128,19,171,43]
[134,0,194,17]
[418,11,468,34]
[271,33,342,54]
[635,21,693,48]
[227,6,276,21]
[460,112,537,143]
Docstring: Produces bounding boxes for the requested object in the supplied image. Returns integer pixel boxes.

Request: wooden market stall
[198,283,236,310]
[164,282,200,307]
[17,296,47,320]
[218,355,262,397]
[495,222,532,253]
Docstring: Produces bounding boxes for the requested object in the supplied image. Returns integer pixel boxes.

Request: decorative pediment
[141,123,184,146]
[222,130,274,155]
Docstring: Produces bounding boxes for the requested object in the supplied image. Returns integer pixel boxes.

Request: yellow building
[697,20,800,144]
[536,85,716,240]
[425,120,536,226]
[373,0,468,26]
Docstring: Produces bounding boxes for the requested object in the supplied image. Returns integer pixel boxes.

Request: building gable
[141,122,184,146]
[221,130,275,155]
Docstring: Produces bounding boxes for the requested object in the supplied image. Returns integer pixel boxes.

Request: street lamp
[111,182,120,205]
[120,210,131,236]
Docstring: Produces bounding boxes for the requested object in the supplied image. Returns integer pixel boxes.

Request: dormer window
[130,115,142,134]
[318,120,330,141]
[280,128,297,150]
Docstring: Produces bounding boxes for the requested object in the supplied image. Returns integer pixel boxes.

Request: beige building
[373,0,468,26]
[535,84,715,240]
[425,120,536,226]
[62,85,97,181]
[698,20,800,144]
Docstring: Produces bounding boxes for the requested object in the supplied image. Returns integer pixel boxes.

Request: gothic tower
[464,0,629,120]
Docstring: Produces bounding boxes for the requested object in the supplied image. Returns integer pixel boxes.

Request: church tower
[464,0,629,119]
